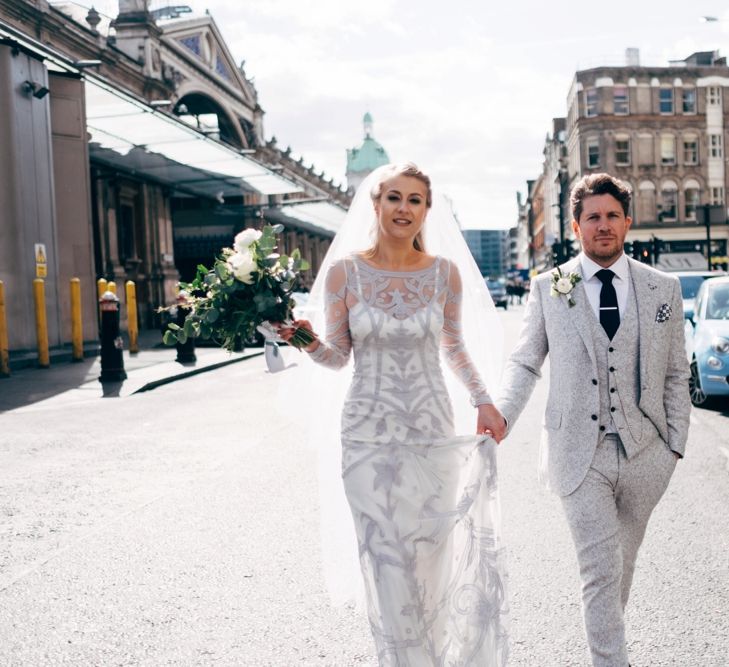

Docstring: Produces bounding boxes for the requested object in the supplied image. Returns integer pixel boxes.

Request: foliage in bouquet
[162,224,313,350]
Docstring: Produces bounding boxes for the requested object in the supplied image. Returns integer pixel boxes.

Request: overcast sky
[93,1,729,229]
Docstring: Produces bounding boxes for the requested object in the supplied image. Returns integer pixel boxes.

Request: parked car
[673,270,726,321]
[684,275,729,406]
[486,280,508,310]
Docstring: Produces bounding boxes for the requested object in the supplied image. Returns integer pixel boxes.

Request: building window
[708,86,722,106]
[711,187,725,205]
[660,134,676,165]
[637,134,654,166]
[682,88,696,113]
[710,134,723,158]
[659,88,674,114]
[585,88,598,117]
[685,187,699,221]
[587,138,600,167]
[638,182,656,223]
[659,186,677,221]
[613,86,629,114]
[683,137,699,165]
[615,137,631,165]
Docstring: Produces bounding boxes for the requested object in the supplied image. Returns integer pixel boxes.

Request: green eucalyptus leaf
[167,322,181,331]
[162,330,178,345]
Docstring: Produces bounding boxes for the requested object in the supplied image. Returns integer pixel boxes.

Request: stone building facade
[566,50,729,267]
[0,0,349,366]
[518,49,729,270]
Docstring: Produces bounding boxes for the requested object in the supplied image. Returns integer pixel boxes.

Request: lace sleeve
[307,260,352,369]
[441,260,493,406]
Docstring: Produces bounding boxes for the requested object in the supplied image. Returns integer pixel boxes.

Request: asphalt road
[0,303,727,666]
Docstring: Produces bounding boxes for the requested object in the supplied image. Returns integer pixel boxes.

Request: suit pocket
[544,409,562,429]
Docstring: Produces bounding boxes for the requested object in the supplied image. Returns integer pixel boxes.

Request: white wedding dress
[308,254,509,666]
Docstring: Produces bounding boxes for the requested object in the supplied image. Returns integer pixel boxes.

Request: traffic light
[652,237,663,263]
[552,241,563,266]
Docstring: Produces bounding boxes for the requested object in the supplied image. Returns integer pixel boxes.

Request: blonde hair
[365,162,431,257]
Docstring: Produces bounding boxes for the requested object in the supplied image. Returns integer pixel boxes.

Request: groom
[493,173,691,666]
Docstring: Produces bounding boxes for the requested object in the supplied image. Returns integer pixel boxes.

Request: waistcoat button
[592,379,598,385]
[609,366,615,372]
[591,414,598,420]
[599,426,606,431]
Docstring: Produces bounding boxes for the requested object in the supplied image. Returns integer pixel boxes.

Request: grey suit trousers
[561,434,677,667]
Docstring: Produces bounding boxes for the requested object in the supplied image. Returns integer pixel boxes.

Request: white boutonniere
[550,267,582,307]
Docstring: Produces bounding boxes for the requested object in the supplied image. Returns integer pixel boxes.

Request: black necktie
[596,269,620,340]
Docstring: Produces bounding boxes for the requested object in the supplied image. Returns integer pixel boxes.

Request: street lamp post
[697,202,723,271]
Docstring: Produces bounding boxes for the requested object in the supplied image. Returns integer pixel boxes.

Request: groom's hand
[477,403,507,443]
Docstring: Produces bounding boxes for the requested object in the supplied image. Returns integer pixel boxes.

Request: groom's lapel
[557,259,597,369]
[630,259,660,374]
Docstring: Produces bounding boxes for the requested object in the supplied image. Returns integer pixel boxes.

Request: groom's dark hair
[570,173,632,222]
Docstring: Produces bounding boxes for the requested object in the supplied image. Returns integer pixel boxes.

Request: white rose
[233,228,262,253]
[228,251,257,284]
[555,277,573,294]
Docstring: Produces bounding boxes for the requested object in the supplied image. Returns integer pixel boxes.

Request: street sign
[34,243,47,278]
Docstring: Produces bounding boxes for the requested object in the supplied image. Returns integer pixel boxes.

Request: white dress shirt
[579,252,630,321]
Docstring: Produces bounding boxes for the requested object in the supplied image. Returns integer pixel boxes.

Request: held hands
[476,403,507,443]
[275,319,320,352]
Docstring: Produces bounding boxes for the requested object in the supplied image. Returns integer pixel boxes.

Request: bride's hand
[476,403,507,443]
[275,319,320,352]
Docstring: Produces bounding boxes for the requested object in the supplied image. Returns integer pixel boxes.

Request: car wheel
[689,358,708,406]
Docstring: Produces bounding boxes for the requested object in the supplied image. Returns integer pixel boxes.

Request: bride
[279,163,509,666]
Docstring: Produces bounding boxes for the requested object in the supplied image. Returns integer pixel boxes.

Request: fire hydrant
[98,290,127,382]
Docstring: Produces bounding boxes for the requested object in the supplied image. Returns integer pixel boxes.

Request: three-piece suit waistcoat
[588,276,644,458]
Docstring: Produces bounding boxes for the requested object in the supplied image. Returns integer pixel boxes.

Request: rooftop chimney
[625,48,640,67]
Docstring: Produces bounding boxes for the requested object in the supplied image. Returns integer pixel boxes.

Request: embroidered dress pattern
[309,255,509,666]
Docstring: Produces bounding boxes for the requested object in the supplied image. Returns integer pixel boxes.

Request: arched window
[684,179,701,221]
[615,133,631,166]
[638,181,656,223]
[683,133,699,165]
[660,133,676,166]
[659,181,678,222]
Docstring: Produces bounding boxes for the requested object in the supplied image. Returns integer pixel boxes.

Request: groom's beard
[585,236,623,262]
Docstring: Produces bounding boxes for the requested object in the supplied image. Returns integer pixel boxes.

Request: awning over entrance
[84,77,302,198]
[0,20,303,199]
[265,201,347,237]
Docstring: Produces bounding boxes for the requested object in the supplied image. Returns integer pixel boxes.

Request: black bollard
[175,292,196,364]
[98,290,127,382]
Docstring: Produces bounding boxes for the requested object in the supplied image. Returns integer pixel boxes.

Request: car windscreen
[678,275,709,300]
[706,283,729,320]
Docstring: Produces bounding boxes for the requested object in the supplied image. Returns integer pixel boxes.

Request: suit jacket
[496,255,691,496]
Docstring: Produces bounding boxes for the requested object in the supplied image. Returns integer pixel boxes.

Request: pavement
[0,330,263,413]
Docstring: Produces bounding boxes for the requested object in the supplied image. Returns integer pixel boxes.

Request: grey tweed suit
[497,254,691,666]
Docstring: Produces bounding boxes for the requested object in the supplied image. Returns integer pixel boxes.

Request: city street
[1,304,728,666]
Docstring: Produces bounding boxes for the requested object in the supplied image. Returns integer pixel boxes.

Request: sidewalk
[0,330,262,413]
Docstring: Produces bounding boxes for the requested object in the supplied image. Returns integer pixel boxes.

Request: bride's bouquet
[162,224,315,350]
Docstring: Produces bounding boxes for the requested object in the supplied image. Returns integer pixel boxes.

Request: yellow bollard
[107,281,117,295]
[125,280,139,354]
[97,278,108,300]
[0,281,9,377]
[70,277,83,361]
[33,279,49,368]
